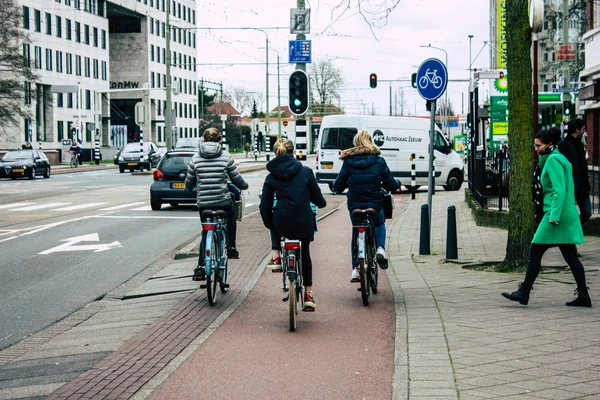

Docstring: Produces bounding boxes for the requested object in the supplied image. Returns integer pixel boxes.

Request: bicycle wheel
[206,235,219,305]
[359,257,370,306]
[369,242,379,295]
[289,278,297,331]
[219,228,229,293]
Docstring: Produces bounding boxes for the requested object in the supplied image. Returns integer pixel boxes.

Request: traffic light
[369,73,377,89]
[563,100,572,116]
[411,73,417,88]
[289,70,309,116]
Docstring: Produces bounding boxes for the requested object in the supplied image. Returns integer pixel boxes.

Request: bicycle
[418,68,443,90]
[69,151,79,168]
[352,208,379,306]
[200,210,230,305]
[279,237,305,331]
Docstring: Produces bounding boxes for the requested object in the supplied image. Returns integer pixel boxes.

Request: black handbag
[383,191,394,219]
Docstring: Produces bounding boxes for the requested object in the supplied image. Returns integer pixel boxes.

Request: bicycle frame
[281,239,302,292]
[202,218,227,277]
[352,213,378,306]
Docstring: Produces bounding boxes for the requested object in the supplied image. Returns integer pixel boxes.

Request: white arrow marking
[39,233,122,255]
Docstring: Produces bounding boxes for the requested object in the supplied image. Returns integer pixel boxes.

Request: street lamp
[421,44,449,135]
[260,47,281,138]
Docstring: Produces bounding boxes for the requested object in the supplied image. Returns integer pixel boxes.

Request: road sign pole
[428,100,436,229]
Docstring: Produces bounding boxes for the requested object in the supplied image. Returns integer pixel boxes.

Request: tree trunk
[502,0,535,270]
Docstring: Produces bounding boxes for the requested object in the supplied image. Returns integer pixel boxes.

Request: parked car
[174,137,201,151]
[117,142,161,173]
[149,150,196,210]
[0,149,51,180]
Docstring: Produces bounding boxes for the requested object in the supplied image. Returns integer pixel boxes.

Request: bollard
[432,161,435,195]
[266,154,270,162]
[139,127,144,172]
[446,205,458,259]
[419,204,430,255]
[411,157,416,200]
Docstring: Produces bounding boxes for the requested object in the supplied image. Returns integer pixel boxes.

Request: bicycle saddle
[352,208,377,216]
[201,210,228,219]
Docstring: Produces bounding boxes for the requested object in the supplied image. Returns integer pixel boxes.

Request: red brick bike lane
[148,195,409,399]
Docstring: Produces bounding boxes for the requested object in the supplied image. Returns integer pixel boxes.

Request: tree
[436,97,455,117]
[325,0,402,36]
[0,1,37,132]
[224,87,252,116]
[251,100,258,118]
[309,60,343,116]
[198,90,215,119]
[501,0,535,270]
[394,88,407,116]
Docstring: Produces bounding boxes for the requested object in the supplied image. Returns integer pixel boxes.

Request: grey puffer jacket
[185,142,248,209]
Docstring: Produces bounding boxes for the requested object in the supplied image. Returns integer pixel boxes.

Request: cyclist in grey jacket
[185,127,248,280]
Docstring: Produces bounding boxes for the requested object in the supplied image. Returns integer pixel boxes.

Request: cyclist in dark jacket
[333,130,400,282]
[260,138,326,311]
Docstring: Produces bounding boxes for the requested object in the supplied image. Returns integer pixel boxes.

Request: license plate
[321,163,333,169]
[13,169,24,173]
[127,162,138,166]
[173,182,185,189]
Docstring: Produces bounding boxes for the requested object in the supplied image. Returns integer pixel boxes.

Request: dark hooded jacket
[558,134,590,200]
[260,154,326,242]
[333,146,400,211]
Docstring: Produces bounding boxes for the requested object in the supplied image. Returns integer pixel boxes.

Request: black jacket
[333,146,400,212]
[558,134,590,198]
[260,154,326,242]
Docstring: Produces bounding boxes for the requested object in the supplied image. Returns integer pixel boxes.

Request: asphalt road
[0,167,269,350]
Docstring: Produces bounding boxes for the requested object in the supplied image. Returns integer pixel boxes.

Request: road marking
[94,215,198,220]
[15,203,70,211]
[131,205,152,211]
[39,233,122,254]
[0,216,93,243]
[245,203,256,208]
[50,202,109,211]
[100,202,146,211]
[0,203,36,210]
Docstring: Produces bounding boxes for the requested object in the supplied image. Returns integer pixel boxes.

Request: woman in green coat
[502,130,591,307]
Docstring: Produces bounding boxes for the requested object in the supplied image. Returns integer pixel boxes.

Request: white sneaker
[350,268,360,283]
[376,247,388,270]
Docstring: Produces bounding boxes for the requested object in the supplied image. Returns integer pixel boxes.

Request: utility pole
[165,0,173,150]
[199,78,204,120]
[562,0,570,121]
[277,53,281,137]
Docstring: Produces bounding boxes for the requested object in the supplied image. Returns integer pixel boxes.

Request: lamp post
[421,44,449,135]
[261,47,281,138]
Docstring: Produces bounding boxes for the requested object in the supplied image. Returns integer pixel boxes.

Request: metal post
[389,83,392,116]
[419,204,430,255]
[411,153,416,200]
[221,115,227,151]
[446,205,458,259]
[94,129,100,165]
[77,82,82,144]
[277,53,281,139]
[428,100,436,229]
[139,127,144,172]
[265,37,270,138]
[199,78,204,121]
[562,0,571,121]
[165,0,172,150]
[533,34,539,134]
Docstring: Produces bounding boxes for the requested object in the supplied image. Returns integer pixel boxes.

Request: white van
[315,115,464,192]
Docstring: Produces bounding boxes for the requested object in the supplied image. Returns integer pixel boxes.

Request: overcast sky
[196,0,492,117]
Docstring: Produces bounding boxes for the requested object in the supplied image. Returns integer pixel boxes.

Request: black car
[174,137,201,151]
[149,151,197,210]
[0,149,51,179]
[117,142,161,172]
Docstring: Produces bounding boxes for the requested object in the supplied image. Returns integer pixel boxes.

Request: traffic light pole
[165,0,173,150]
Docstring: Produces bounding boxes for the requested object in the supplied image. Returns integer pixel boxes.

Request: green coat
[532,148,584,245]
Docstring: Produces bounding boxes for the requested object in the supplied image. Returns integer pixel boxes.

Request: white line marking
[0,203,36,210]
[131,205,152,211]
[50,202,108,211]
[245,203,256,208]
[94,215,198,220]
[100,202,146,211]
[0,216,93,243]
[15,203,70,211]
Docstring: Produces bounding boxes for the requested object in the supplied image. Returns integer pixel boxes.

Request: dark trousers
[197,201,236,266]
[524,243,587,291]
[576,195,592,226]
[271,230,313,287]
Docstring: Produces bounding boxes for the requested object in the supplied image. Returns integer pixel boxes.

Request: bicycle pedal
[271,269,283,273]
[357,287,363,292]
[282,296,289,302]
[200,284,207,289]
[302,307,315,312]
[222,283,230,289]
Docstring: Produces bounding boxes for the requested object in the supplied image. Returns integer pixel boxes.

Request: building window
[84,57,90,77]
[23,44,30,67]
[543,83,548,92]
[162,0,165,11]
[162,48,166,64]
[151,45,155,62]
[75,0,81,9]
[151,72,155,88]
[150,17,154,34]
[86,90,91,110]
[75,55,81,75]
[155,20,160,36]
[57,121,64,141]
[102,61,107,80]
[157,73,161,88]
[45,48,52,71]
[93,59,99,79]
[161,22,165,38]
[75,22,81,42]
[45,13,51,35]
[102,30,106,49]
[57,93,63,107]
[66,53,73,74]
[543,52,548,62]
[56,51,63,72]
[34,46,42,69]
[65,0,71,5]
[56,16,62,37]
[66,19,72,40]
[163,73,166,87]
[93,27,98,46]
[157,99,161,115]
[158,126,162,142]
[34,9,41,32]
[84,24,90,44]
[24,82,32,105]
[23,6,29,29]
[67,93,73,108]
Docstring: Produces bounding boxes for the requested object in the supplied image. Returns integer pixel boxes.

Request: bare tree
[309,60,343,116]
[224,87,252,116]
[325,0,403,37]
[0,0,37,135]
[436,97,455,116]
[394,88,407,116]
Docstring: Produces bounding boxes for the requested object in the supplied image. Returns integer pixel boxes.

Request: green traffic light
[294,99,302,107]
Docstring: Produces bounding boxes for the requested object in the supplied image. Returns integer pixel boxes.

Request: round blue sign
[416,58,448,101]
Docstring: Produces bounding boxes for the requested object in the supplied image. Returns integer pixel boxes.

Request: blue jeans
[350,209,386,269]
[576,195,592,226]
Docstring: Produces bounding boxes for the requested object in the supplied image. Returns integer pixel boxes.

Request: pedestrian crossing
[0,201,158,214]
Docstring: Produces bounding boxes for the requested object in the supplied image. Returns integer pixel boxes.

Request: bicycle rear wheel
[219,227,229,293]
[359,257,370,306]
[369,236,379,295]
[289,278,297,331]
[206,237,219,305]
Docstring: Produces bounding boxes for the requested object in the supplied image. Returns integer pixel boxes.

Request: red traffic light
[499,71,505,79]
[369,73,377,88]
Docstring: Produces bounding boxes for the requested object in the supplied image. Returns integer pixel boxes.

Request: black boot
[502,282,532,305]
[566,287,592,307]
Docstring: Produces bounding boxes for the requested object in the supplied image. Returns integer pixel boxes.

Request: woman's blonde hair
[353,130,379,152]
[274,138,294,157]
[203,127,222,143]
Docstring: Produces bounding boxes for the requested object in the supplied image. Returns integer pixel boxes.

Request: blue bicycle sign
[416,58,448,101]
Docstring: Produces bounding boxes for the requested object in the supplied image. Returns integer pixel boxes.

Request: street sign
[86,122,95,132]
[477,70,505,80]
[289,40,311,64]
[416,58,448,101]
[134,102,146,126]
[552,87,578,93]
[290,8,310,34]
